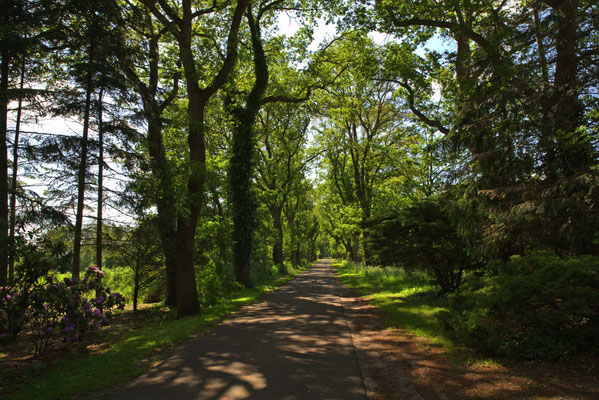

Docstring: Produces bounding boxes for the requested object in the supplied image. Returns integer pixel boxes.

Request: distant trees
[107,221,163,312]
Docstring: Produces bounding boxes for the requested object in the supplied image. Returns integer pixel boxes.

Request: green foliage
[368,197,471,293]
[441,253,599,360]
[196,261,242,308]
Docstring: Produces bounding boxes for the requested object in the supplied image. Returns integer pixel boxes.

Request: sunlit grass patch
[335,260,472,362]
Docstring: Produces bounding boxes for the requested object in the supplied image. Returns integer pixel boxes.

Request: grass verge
[334,260,484,365]
[0,264,309,400]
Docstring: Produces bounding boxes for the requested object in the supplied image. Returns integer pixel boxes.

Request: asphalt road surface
[104,259,367,400]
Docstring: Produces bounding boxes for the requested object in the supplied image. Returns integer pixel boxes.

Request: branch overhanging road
[105,259,367,400]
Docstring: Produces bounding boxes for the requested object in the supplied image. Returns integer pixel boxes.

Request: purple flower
[72,334,80,342]
[83,301,91,310]
[95,296,105,305]
[64,325,75,333]
[93,321,100,328]
[98,270,104,276]
[93,308,101,317]
[46,326,54,334]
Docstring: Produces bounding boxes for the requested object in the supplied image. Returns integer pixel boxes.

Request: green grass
[335,260,491,365]
[0,265,308,400]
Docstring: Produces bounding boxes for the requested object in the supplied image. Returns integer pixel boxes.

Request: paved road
[105,259,367,400]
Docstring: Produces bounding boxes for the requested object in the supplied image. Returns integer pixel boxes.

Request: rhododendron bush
[1,266,125,356]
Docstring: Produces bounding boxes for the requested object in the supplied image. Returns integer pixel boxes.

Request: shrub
[368,198,472,293]
[440,253,599,359]
[196,261,242,307]
[1,266,125,356]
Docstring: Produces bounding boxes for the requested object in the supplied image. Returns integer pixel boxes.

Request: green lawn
[1,267,306,400]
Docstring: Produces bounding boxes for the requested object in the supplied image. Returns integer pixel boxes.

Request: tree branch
[381,78,450,135]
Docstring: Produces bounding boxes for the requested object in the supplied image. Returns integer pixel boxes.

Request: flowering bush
[1,266,125,356]
[0,285,24,344]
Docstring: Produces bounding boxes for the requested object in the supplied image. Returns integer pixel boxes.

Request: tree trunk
[287,218,298,267]
[133,267,140,312]
[96,89,104,270]
[175,213,200,317]
[352,231,361,263]
[333,236,341,258]
[552,0,591,174]
[291,248,300,267]
[230,110,256,287]
[8,54,25,283]
[173,88,204,317]
[147,117,178,306]
[0,52,9,285]
[270,205,284,266]
[361,227,370,265]
[343,237,353,260]
[230,10,268,288]
[73,41,95,281]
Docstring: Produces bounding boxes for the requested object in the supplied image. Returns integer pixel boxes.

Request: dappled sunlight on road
[105,260,366,400]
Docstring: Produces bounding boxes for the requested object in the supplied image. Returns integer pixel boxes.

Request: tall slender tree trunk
[287,217,299,267]
[0,52,9,285]
[73,41,95,281]
[343,237,353,260]
[133,264,140,312]
[147,118,178,306]
[96,88,104,270]
[229,9,268,288]
[133,22,179,307]
[552,0,591,174]
[270,205,284,266]
[8,55,25,283]
[533,7,557,182]
[361,224,370,265]
[173,90,204,317]
[230,110,258,286]
[352,231,361,263]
